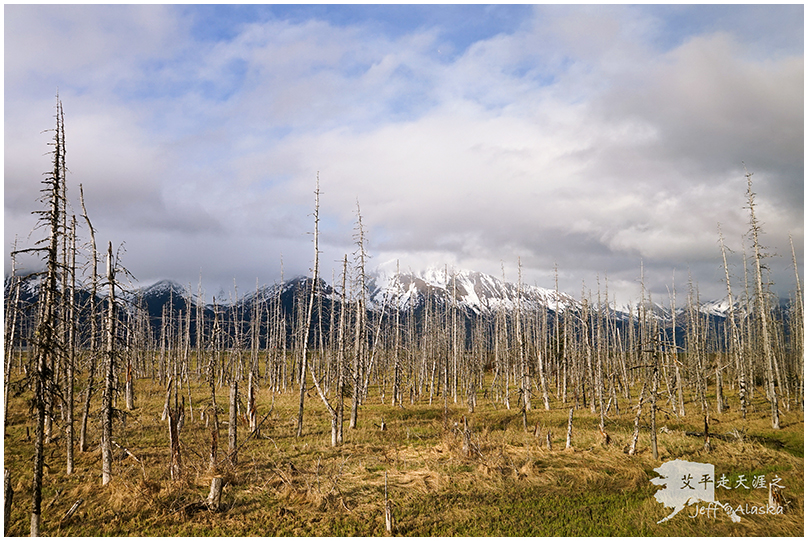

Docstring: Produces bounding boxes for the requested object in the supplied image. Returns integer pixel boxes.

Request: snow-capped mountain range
[7,265,770,323]
[366,266,577,315]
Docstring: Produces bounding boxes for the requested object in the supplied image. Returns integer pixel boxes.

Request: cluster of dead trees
[3,99,803,536]
[4,97,124,534]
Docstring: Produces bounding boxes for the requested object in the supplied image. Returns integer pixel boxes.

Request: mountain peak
[368,265,576,315]
[141,279,188,297]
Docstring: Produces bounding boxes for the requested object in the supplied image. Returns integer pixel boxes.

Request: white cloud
[4,5,802,304]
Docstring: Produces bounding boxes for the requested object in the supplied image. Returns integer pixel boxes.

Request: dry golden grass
[2,374,803,536]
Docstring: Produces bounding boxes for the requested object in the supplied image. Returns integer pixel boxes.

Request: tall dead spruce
[350,202,369,430]
[745,169,780,429]
[25,96,67,536]
[296,175,321,438]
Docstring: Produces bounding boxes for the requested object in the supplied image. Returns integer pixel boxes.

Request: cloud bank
[4,4,803,304]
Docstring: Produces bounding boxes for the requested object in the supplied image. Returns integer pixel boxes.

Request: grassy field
[3,376,803,536]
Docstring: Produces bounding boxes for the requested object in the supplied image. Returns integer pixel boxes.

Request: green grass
[3,373,803,536]
[397,483,656,536]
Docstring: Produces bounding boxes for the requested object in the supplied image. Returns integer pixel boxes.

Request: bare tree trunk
[208,306,220,471]
[667,279,686,417]
[565,407,574,449]
[718,225,747,419]
[451,270,458,405]
[392,261,402,408]
[247,371,257,435]
[595,279,605,427]
[32,340,47,537]
[628,382,647,456]
[516,258,530,412]
[167,380,183,482]
[335,256,348,445]
[350,297,364,429]
[538,350,551,411]
[715,366,725,414]
[228,379,238,464]
[789,235,803,408]
[79,185,98,453]
[501,264,511,410]
[5,246,21,429]
[650,363,659,461]
[124,360,135,411]
[183,292,192,420]
[101,242,116,486]
[65,217,77,475]
[350,201,368,429]
[746,170,779,429]
[296,177,320,438]
[4,469,13,536]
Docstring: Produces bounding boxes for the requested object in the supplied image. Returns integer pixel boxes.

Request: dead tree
[4,246,22,429]
[650,356,659,461]
[228,379,238,464]
[207,298,221,471]
[124,358,135,411]
[788,235,804,407]
[247,371,257,435]
[350,201,369,429]
[666,278,686,417]
[78,184,98,453]
[451,269,459,404]
[167,390,183,482]
[4,469,13,535]
[565,408,574,449]
[310,255,349,446]
[498,263,510,409]
[101,242,116,486]
[627,381,647,456]
[392,261,403,408]
[97,242,132,487]
[26,96,67,535]
[65,216,77,475]
[516,258,530,412]
[296,176,321,438]
[746,170,780,429]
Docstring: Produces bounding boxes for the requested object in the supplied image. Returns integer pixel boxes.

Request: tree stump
[207,477,224,511]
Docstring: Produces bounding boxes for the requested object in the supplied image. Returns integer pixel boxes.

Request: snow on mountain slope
[367,265,577,315]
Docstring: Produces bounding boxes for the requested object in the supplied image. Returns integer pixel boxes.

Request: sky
[4,4,804,306]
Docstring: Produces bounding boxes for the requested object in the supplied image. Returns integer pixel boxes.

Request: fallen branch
[111,439,147,479]
[111,439,141,463]
[60,499,84,524]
